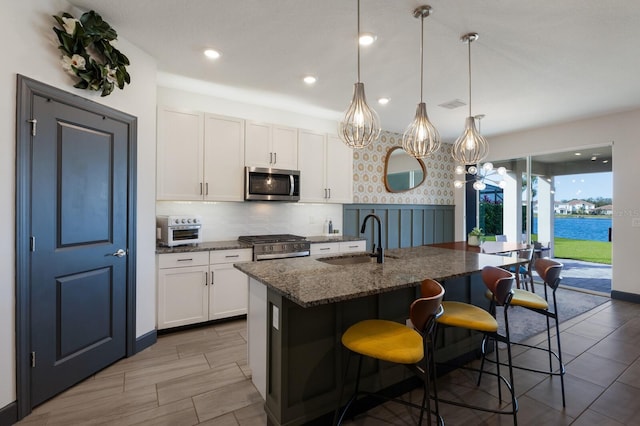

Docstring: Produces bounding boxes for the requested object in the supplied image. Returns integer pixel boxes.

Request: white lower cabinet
[310,240,366,255]
[209,249,252,320]
[339,240,367,253]
[157,249,252,330]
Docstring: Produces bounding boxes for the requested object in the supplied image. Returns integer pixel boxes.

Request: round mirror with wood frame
[384,146,427,193]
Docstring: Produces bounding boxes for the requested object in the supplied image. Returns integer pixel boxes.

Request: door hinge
[27,119,37,136]
[31,352,36,368]
[30,236,36,252]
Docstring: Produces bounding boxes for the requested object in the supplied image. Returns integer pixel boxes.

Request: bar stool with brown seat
[335,279,445,426]
[434,266,518,425]
[482,258,566,406]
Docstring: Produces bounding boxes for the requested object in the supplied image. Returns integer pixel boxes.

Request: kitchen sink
[317,253,398,266]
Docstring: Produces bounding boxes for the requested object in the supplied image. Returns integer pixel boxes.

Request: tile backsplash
[156,201,343,242]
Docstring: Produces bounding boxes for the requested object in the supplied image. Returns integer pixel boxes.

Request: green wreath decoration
[53,10,131,97]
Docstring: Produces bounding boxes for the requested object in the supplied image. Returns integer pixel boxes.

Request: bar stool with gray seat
[509,246,535,292]
[335,279,445,426]
[482,258,566,407]
[434,266,518,424]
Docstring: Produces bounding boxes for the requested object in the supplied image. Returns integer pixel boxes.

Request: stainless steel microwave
[244,167,300,201]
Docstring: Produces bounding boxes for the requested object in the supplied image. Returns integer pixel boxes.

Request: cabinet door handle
[348,245,359,248]
[273,152,277,164]
[200,182,203,195]
[225,254,240,258]
[205,182,209,195]
[205,271,208,286]
[320,247,330,251]
[270,152,273,164]
[324,188,327,199]
[177,258,193,262]
[328,188,331,199]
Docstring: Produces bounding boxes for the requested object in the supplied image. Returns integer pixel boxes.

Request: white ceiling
[69,0,640,142]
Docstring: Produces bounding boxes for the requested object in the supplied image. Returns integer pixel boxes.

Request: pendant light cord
[420,14,424,103]
[357,0,361,83]
[467,37,472,117]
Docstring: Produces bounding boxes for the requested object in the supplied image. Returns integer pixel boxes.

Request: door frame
[15,75,138,419]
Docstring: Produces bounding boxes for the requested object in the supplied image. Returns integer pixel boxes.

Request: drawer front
[310,243,339,255]
[158,251,209,268]
[210,248,253,264]
[340,241,366,253]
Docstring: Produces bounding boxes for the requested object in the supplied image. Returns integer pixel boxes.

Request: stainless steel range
[238,234,310,261]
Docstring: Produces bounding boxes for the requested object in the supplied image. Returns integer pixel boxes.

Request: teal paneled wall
[343,204,455,250]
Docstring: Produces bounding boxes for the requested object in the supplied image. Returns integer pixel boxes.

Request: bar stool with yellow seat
[434,266,518,424]
[482,258,566,406]
[334,279,445,426]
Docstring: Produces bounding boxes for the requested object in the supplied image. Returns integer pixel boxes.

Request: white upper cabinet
[157,107,204,200]
[156,107,244,201]
[203,113,245,201]
[298,130,326,202]
[245,121,298,170]
[325,134,353,204]
[298,131,353,204]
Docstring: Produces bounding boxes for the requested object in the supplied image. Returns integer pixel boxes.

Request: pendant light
[402,5,440,159]
[338,0,381,149]
[451,33,489,165]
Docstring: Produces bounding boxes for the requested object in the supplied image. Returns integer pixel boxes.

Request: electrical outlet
[633,218,640,228]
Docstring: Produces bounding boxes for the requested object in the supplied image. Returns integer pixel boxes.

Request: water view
[533,216,612,242]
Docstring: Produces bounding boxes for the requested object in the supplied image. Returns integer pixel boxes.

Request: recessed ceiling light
[204,49,221,59]
[377,97,390,105]
[602,159,609,164]
[591,156,597,161]
[574,152,582,156]
[303,75,317,85]
[359,32,377,46]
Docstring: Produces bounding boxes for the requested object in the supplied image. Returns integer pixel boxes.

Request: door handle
[112,249,126,257]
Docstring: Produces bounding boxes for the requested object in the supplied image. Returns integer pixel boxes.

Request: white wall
[488,109,640,296]
[1,0,158,410]
[157,77,339,133]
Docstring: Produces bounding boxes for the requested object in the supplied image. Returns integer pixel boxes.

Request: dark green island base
[236,245,525,426]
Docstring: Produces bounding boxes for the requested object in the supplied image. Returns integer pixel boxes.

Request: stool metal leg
[334,353,363,426]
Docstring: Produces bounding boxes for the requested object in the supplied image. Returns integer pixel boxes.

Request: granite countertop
[156,240,251,254]
[305,235,365,243]
[234,245,526,308]
[156,235,365,254]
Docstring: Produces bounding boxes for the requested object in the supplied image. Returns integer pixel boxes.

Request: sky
[552,172,612,201]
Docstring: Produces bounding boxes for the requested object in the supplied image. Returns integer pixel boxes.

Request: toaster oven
[156,215,203,247]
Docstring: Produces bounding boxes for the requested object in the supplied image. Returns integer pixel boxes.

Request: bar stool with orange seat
[334,279,445,426]
[434,266,518,425]
[481,258,566,407]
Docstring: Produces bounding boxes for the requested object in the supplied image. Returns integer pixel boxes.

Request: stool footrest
[481,341,566,377]
[335,390,444,426]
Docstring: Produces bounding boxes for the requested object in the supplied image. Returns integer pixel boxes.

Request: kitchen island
[234,245,525,426]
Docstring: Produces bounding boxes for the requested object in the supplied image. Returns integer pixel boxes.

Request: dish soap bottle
[328,219,333,234]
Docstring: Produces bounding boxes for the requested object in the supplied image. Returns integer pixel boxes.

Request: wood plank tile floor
[15,298,640,425]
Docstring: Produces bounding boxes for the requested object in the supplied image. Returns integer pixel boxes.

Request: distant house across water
[554,199,596,215]
[594,204,613,215]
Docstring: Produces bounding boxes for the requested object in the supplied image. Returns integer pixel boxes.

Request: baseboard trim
[135,329,157,354]
[611,290,640,304]
[0,401,17,426]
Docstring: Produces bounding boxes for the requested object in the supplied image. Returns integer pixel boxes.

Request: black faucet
[360,213,384,263]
